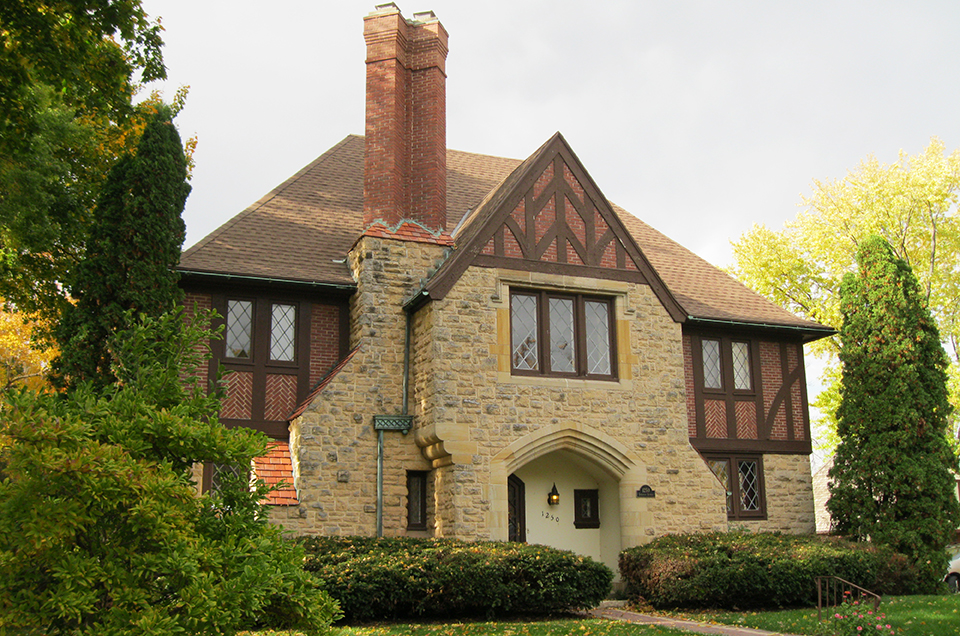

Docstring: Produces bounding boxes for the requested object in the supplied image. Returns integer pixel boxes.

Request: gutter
[685,316,835,342]
[178,269,356,293]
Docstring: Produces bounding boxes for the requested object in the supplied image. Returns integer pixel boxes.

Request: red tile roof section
[362,219,454,245]
[253,441,298,506]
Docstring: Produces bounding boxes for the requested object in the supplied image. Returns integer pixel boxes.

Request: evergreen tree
[828,235,960,588]
[53,106,189,390]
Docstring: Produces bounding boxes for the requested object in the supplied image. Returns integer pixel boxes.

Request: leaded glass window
[705,453,764,519]
[702,339,722,389]
[270,303,296,361]
[509,290,616,379]
[585,300,611,375]
[226,300,253,358]
[511,294,539,371]
[574,489,600,528]
[731,341,752,390]
[549,297,575,373]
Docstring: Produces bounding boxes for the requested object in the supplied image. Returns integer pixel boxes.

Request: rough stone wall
[736,453,816,534]
[286,236,445,536]
[412,266,728,545]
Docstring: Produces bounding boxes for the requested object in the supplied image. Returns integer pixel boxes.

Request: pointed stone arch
[486,423,652,550]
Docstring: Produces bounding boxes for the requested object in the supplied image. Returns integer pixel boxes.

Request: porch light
[547,483,560,506]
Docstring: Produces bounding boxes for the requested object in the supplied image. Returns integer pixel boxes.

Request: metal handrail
[816,576,882,621]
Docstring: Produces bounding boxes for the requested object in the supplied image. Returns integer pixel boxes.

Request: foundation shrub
[299,536,613,622]
[618,532,921,610]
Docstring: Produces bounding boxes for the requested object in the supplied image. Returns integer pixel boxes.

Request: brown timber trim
[473,254,648,283]
[691,438,812,454]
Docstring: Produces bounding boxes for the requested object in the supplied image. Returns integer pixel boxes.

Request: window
[224,299,299,363]
[700,337,753,392]
[510,290,615,379]
[407,471,428,531]
[705,454,765,519]
[574,489,600,528]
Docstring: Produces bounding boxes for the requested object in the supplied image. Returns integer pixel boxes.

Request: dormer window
[510,290,616,380]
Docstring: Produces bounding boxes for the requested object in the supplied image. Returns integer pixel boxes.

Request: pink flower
[858,627,863,632]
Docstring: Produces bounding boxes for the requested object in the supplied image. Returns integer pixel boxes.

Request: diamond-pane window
[511,294,539,371]
[585,301,611,375]
[270,304,296,361]
[732,341,751,390]
[707,458,733,514]
[549,298,575,373]
[226,300,253,358]
[510,291,615,379]
[702,339,722,389]
[738,459,760,511]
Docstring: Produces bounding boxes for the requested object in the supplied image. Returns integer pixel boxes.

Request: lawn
[247,593,960,636]
[660,593,960,636]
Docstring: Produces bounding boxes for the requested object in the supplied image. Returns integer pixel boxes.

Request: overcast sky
[141,0,960,269]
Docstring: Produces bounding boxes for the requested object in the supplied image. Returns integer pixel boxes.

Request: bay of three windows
[510,290,616,380]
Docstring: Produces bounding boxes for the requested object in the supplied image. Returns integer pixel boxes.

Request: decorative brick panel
[759,341,782,427]
[511,200,526,235]
[563,164,585,203]
[705,400,726,438]
[770,404,789,440]
[265,374,298,421]
[221,371,253,419]
[735,401,758,439]
[309,304,343,386]
[533,162,554,200]
[182,292,212,390]
[482,237,496,255]
[683,335,697,437]
[504,226,524,259]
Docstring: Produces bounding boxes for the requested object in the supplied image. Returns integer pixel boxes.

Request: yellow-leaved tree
[0,300,56,392]
[730,137,960,448]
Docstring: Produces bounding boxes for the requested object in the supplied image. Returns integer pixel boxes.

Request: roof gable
[417,133,685,320]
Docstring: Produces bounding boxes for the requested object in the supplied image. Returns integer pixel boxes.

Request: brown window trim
[573,489,600,528]
[690,333,762,441]
[704,453,767,520]
[510,289,617,381]
[407,471,428,531]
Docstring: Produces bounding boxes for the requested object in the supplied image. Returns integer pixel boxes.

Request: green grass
[247,620,694,636]
[659,593,960,635]
[247,594,960,636]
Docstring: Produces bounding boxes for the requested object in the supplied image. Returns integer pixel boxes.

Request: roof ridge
[182,135,361,259]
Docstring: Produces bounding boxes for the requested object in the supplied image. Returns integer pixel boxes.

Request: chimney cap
[372,3,401,14]
[412,10,438,23]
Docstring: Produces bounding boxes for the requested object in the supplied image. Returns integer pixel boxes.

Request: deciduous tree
[827,235,959,588]
[0,309,340,634]
[730,138,960,444]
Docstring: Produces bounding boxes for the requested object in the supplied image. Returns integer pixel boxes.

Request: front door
[508,474,526,542]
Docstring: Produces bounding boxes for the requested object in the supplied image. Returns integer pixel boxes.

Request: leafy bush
[299,536,613,622]
[619,531,922,610]
[0,310,340,634]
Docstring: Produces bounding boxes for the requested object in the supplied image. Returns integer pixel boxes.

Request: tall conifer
[53,106,190,390]
[828,235,959,587]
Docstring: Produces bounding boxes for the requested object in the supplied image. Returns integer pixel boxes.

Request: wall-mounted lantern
[547,483,560,506]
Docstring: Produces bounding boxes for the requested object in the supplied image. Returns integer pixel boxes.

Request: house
[178,5,832,573]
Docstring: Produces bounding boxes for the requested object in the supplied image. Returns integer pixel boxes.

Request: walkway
[588,606,805,636]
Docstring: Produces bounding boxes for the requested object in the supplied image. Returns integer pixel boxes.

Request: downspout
[375,308,414,537]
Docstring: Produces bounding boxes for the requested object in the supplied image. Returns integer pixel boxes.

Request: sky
[139,1,959,467]
[140,0,960,268]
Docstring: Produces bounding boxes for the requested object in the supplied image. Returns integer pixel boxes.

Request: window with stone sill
[705,453,766,520]
[510,290,616,380]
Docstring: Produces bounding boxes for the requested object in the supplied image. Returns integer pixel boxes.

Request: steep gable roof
[415,133,685,321]
[180,134,830,336]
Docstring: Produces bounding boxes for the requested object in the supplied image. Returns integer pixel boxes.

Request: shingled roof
[180,133,830,336]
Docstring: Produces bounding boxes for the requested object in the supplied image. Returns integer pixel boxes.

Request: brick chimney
[363,4,450,243]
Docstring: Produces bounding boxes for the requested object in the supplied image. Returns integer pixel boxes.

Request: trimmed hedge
[619,532,924,610]
[298,536,613,622]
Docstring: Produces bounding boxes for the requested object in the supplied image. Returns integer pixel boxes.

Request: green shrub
[299,536,613,622]
[618,531,922,610]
